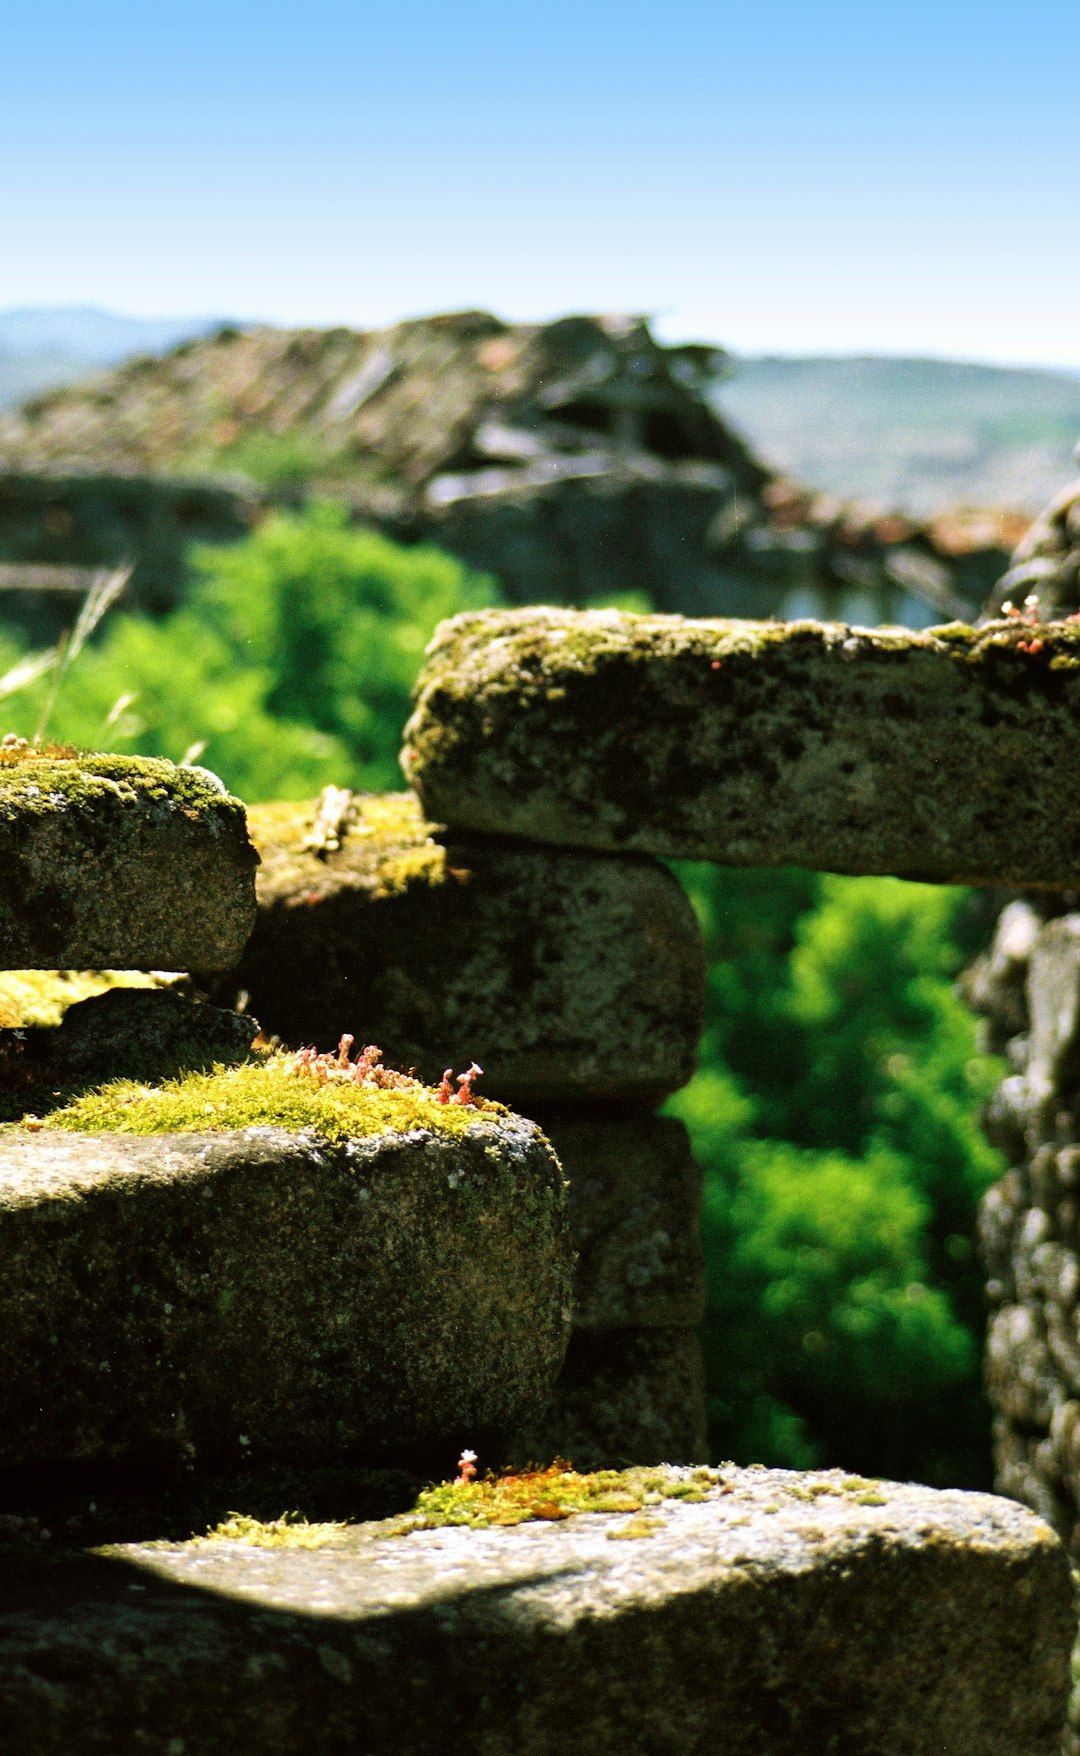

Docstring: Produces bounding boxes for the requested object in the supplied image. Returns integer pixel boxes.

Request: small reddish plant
[286,1037,486,1105]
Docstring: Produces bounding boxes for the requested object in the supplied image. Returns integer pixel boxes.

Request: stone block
[0,988,257,1107]
[0,748,256,969]
[506,1327,708,1470]
[0,1109,570,1468]
[0,1467,1071,1756]
[534,1110,704,1330]
[215,791,704,1106]
[403,606,1080,884]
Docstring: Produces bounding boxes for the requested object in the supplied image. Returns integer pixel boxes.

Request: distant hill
[0,306,228,410]
[713,355,1080,517]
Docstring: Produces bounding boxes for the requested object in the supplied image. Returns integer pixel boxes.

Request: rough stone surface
[534,1111,704,1331]
[0,751,257,969]
[0,1117,570,1468]
[212,791,705,1106]
[0,988,257,1103]
[506,1328,708,1470]
[967,900,1080,1561]
[403,606,1080,884]
[0,1466,1070,1756]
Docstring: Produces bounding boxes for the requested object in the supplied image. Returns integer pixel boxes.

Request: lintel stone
[403,607,1080,884]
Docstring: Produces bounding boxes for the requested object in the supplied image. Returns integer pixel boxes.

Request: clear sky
[3,0,1079,365]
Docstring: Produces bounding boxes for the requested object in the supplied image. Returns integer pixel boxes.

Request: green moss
[197,1512,348,1549]
[0,748,246,820]
[391,1461,649,1531]
[33,1052,504,1141]
[248,792,448,907]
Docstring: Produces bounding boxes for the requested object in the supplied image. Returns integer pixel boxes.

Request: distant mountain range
[713,354,1080,516]
[2,308,1079,515]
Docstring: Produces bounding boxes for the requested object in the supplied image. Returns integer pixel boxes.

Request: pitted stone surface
[506,1327,708,1470]
[0,751,256,969]
[403,606,1080,883]
[533,1112,704,1331]
[0,1118,570,1467]
[0,1467,1070,1756]
[213,791,705,1105]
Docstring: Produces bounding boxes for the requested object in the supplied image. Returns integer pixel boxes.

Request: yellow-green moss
[197,1512,348,1549]
[248,792,448,908]
[36,1053,503,1141]
[390,1462,723,1533]
[0,748,244,820]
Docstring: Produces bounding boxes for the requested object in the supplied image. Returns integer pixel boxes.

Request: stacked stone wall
[216,789,710,1469]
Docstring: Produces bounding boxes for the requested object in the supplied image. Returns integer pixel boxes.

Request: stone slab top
[0,1466,1071,1756]
[402,607,1080,885]
[129,1462,1061,1615]
[0,744,257,969]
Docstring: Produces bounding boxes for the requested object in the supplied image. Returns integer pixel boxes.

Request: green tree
[0,504,500,799]
[667,865,1003,1487]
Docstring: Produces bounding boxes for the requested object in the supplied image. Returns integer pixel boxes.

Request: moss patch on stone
[198,1512,350,1549]
[403,607,1080,885]
[248,790,448,910]
[392,1461,723,1532]
[0,747,244,821]
[35,1051,504,1141]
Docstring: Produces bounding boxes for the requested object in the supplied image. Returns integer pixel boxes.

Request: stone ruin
[0,313,1019,647]
[1,601,1079,1753]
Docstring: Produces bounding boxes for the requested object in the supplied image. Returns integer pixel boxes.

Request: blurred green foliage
[0,502,500,799]
[0,505,1004,1486]
[667,866,1003,1486]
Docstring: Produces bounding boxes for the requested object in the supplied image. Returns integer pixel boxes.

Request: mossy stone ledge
[211,790,705,1106]
[0,1069,571,1467]
[0,1468,1070,1756]
[0,749,257,969]
[403,607,1080,884]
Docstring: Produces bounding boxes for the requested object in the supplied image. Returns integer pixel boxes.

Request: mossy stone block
[403,607,1080,883]
[0,1110,570,1468]
[534,1112,704,1331]
[0,750,257,969]
[216,791,704,1105]
[0,1468,1070,1756]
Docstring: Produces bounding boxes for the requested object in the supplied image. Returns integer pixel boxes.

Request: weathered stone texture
[535,1111,704,1331]
[403,606,1080,884]
[0,988,257,1101]
[215,792,705,1105]
[0,1467,1070,1756]
[968,899,1080,1561]
[506,1328,708,1470]
[0,1117,570,1467]
[0,752,257,969]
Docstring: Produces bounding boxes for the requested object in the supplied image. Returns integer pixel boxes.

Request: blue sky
[3,0,1079,364]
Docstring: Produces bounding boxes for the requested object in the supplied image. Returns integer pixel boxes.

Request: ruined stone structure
[0,314,1016,640]
[2,613,1079,1751]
